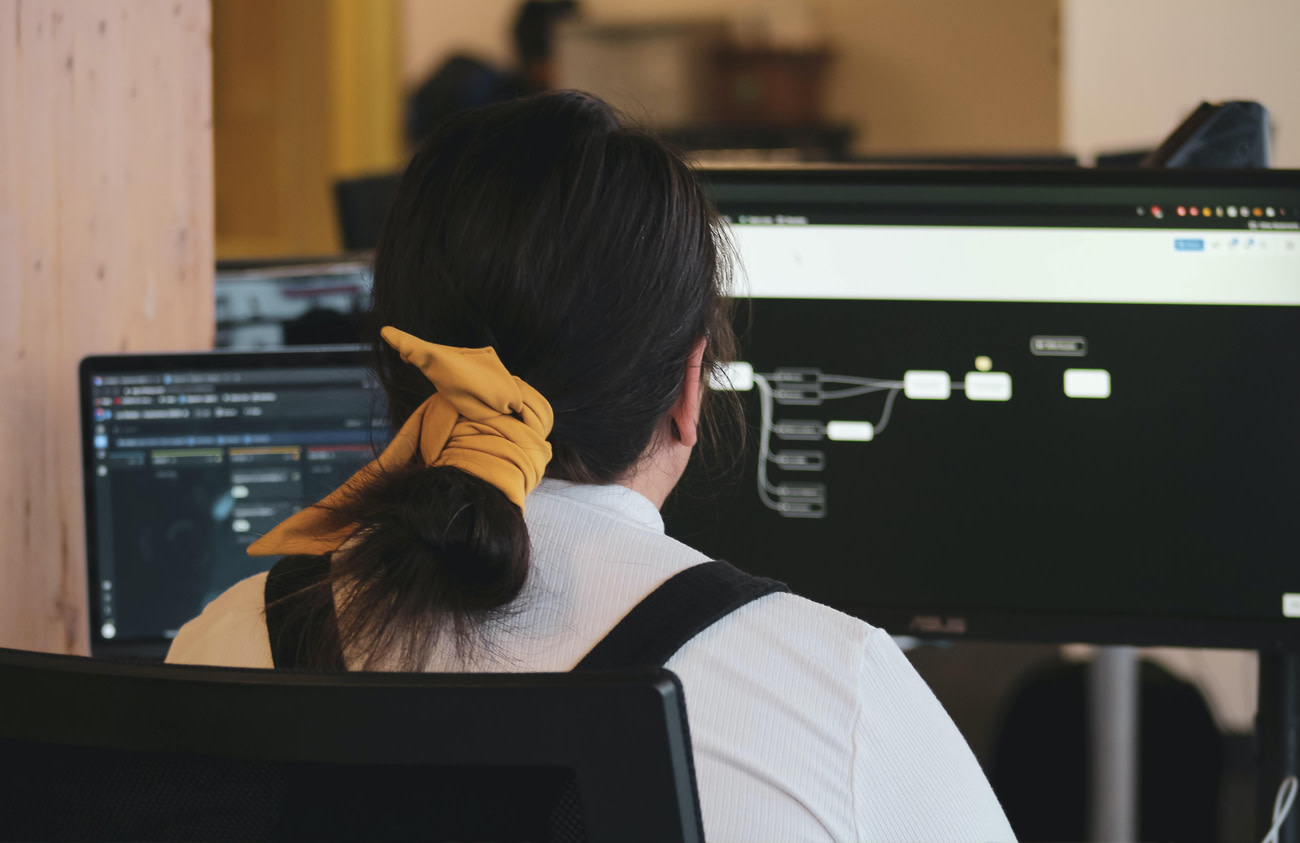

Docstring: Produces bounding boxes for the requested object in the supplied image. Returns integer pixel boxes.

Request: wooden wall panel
[0,0,214,654]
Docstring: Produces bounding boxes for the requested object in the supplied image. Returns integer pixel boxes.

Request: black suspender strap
[264,554,345,670]
[573,561,789,672]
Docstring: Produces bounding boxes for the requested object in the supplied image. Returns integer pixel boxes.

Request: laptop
[79,347,388,658]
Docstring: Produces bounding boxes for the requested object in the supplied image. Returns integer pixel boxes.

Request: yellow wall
[0,0,215,654]
[214,0,404,259]
[401,0,1063,154]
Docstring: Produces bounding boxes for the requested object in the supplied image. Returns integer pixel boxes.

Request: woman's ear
[669,337,708,448]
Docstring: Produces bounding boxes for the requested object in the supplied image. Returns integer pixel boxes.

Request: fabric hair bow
[247,326,554,558]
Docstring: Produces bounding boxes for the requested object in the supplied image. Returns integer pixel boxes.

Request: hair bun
[322,464,531,668]
[373,466,529,609]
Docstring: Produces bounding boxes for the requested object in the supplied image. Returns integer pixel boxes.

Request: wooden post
[0,0,214,654]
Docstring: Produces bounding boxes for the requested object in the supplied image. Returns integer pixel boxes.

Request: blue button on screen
[1175,238,1205,251]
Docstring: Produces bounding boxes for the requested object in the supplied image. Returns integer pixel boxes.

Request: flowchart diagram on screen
[712,341,1111,519]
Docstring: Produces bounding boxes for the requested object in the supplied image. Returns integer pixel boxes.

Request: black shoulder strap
[264,554,345,670]
[573,561,788,672]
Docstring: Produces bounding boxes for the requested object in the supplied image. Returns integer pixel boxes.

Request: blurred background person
[405,0,579,147]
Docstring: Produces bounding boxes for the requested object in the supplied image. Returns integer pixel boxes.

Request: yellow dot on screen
[975,356,993,372]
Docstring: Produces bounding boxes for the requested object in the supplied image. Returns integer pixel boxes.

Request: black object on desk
[0,647,702,842]
[1143,100,1271,169]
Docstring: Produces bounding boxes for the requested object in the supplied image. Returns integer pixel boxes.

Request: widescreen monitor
[80,348,387,655]
[664,167,1300,649]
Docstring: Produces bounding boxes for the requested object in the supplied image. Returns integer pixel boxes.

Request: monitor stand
[1091,647,1299,842]
[1089,647,1139,841]
[1257,651,1300,843]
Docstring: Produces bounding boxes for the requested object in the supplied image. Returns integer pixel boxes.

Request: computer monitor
[80,348,388,656]
[215,258,372,350]
[664,167,1300,649]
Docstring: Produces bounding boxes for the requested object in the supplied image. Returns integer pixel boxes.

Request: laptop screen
[82,349,387,647]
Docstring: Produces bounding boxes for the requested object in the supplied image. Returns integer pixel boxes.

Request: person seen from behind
[168,90,1016,842]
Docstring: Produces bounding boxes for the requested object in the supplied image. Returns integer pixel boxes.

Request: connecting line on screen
[874,387,902,436]
[752,373,786,512]
[752,370,915,518]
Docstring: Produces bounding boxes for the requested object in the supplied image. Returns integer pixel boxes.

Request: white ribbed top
[167,479,1015,842]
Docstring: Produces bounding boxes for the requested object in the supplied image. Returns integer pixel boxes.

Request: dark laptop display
[81,348,387,653]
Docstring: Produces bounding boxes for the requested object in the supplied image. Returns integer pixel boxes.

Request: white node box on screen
[1064,368,1112,399]
[964,372,1012,401]
[903,370,951,400]
[713,361,754,392]
[826,421,874,442]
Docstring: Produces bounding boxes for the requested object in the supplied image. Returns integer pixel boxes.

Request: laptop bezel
[79,345,372,658]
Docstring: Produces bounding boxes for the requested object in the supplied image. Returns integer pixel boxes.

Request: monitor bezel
[79,346,372,658]
[700,164,1300,189]
[698,165,1300,651]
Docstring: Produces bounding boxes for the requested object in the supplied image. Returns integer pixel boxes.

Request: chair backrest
[334,172,401,251]
[0,647,703,842]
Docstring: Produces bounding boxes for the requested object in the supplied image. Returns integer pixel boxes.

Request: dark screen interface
[89,364,388,641]
[664,177,1300,635]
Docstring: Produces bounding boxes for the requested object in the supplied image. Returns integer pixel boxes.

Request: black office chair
[334,173,401,252]
[0,647,702,842]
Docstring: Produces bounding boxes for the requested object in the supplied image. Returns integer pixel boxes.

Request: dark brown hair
[284,91,738,670]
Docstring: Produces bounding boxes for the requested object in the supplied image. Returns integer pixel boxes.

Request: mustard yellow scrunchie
[246,326,554,558]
